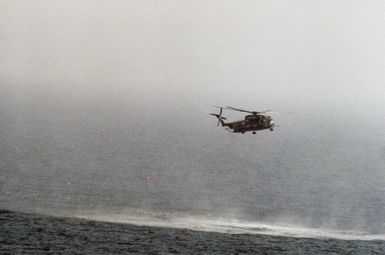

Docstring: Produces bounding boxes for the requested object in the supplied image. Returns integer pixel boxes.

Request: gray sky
[1,0,384,113]
[1,0,385,154]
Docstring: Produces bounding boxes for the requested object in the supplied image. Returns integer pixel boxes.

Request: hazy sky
[1,0,384,113]
[1,0,385,150]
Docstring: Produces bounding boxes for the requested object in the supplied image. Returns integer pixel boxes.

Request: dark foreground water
[1,210,384,255]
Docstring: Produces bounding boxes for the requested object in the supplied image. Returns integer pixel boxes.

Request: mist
[1,0,385,236]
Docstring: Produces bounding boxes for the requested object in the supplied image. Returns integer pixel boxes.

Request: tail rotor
[217,107,222,126]
[210,106,226,127]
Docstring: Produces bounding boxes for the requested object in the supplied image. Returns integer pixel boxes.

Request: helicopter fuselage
[224,115,274,133]
[224,115,275,133]
[210,107,277,134]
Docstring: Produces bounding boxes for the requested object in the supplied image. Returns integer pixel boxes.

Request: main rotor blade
[256,110,277,115]
[215,106,286,115]
[259,110,291,115]
[225,106,254,114]
[227,107,283,115]
[259,109,272,113]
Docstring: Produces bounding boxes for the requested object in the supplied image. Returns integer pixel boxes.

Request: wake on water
[4,209,385,254]
[74,211,385,241]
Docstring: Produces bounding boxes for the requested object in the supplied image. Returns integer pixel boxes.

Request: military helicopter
[210,106,277,134]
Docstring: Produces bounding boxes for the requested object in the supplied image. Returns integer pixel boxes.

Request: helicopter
[210,106,277,134]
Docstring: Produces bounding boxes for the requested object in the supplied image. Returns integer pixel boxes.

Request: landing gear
[252,131,256,135]
[270,128,274,131]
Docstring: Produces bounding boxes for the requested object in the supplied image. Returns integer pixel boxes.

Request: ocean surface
[1,95,385,253]
[2,209,385,254]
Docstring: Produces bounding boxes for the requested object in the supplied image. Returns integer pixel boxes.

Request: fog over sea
[1,0,385,253]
